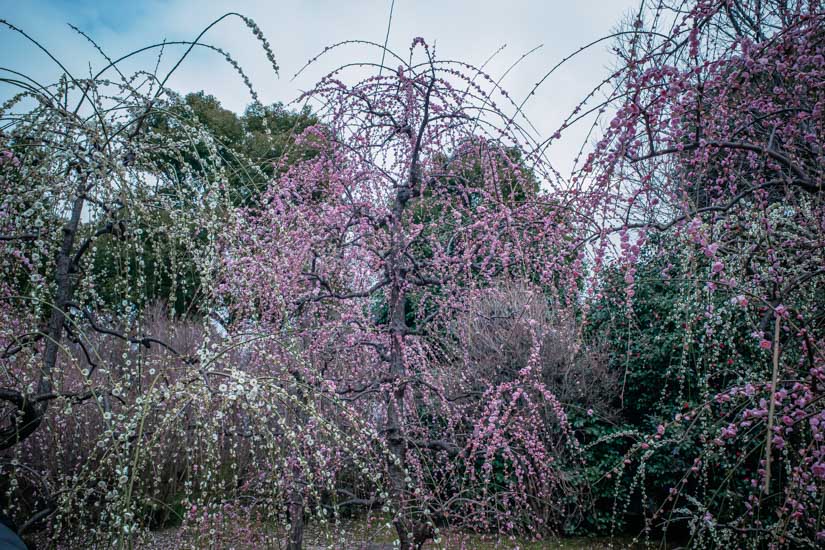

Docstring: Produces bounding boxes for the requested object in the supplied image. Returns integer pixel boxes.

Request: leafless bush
[456,282,620,420]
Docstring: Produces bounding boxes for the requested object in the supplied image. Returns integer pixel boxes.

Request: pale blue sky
[1,0,640,172]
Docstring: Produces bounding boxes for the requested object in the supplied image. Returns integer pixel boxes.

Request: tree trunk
[287,368,308,550]
[40,187,86,392]
[386,282,414,550]
[286,482,304,550]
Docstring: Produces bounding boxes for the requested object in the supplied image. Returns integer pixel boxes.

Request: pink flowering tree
[221,38,591,547]
[573,0,824,545]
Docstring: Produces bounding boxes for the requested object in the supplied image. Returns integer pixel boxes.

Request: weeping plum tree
[572,0,824,545]
[0,16,387,548]
[0,16,254,541]
[0,12,276,453]
[221,38,589,547]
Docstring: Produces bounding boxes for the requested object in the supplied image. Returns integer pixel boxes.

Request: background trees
[87,91,318,316]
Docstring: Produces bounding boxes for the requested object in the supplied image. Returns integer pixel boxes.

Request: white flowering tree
[0,16,386,548]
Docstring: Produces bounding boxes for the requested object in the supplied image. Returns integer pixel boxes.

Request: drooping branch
[627,141,819,193]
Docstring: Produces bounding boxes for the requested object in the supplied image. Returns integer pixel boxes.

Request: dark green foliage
[89,92,319,315]
[580,244,700,534]
[576,237,784,537]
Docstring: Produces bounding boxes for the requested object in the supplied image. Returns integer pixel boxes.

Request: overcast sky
[1,0,640,174]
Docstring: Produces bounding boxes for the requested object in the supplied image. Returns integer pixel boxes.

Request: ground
[141,518,632,549]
